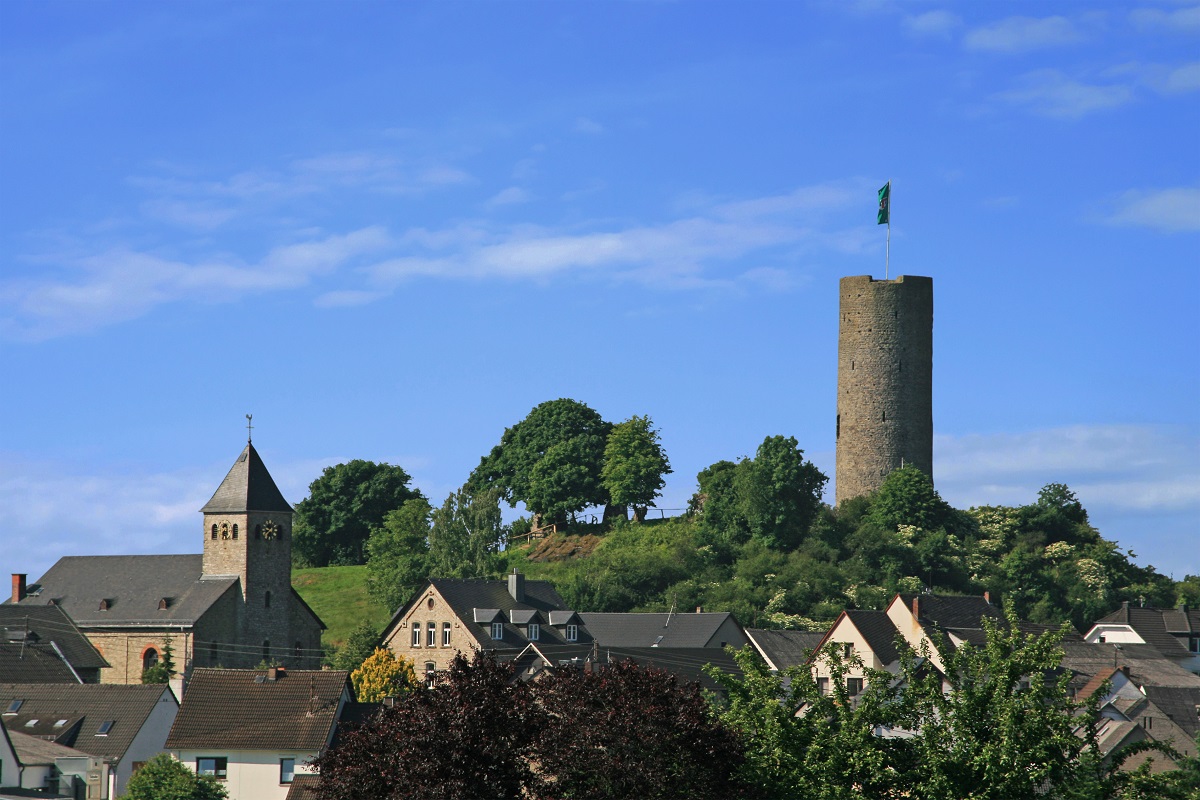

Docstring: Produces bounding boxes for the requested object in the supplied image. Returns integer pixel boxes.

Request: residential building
[744,628,825,674]
[166,667,353,800]
[0,682,178,797]
[0,601,109,684]
[577,611,748,650]
[5,441,325,684]
[1084,603,1200,674]
[809,610,900,696]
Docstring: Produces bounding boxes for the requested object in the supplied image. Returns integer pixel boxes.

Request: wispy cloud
[1105,187,1200,233]
[574,116,605,135]
[935,424,1200,513]
[487,186,531,207]
[1129,5,1200,33]
[963,15,1085,54]
[904,11,962,39]
[995,69,1133,118]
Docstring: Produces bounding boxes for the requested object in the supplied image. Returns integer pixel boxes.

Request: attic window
[4,699,23,714]
[54,719,68,728]
[25,719,38,727]
[99,599,113,611]
[96,720,114,736]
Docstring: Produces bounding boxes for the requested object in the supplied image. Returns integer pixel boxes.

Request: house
[166,667,353,800]
[381,570,593,678]
[0,601,109,684]
[809,610,900,696]
[5,441,325,684]
[745,628,826,673]
[578,611,748,650]
[1084,602,1200,674]
[0,722,15,792]
[0,682,179,797]
[2,728,100,797]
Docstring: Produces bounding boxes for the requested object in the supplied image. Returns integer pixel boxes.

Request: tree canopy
[350,647,419,703]
[469,398,612,526]
[293,460,424,567]
[121,753,227,800]
[601,414,672,521]
[427,485,506,580]
[365,497,433,613]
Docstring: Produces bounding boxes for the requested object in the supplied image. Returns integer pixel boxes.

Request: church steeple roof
[200,442,292,513]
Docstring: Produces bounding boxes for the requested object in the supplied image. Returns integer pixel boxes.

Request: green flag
[877,181,890,225]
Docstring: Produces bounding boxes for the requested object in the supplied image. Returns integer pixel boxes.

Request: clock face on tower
[262,520,279,540]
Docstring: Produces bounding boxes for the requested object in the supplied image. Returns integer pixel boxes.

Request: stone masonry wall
[835,275,933,505]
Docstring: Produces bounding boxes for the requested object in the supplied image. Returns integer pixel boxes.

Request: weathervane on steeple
[246,414,254,443]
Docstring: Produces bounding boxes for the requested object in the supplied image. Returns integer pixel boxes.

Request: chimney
[983,591,991,605]
[11,574,26,604]
[267,666,286,681]
[508,569,525,603]
[912,596,920,620]
[695,606,702,614]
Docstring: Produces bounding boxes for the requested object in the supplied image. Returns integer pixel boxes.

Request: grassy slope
[292,565,392,649]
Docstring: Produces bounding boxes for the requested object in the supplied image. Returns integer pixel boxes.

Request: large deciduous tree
[365,497,432,613]
[469,398,612,526]
[601,414,672,522]
[122,753,227,800]
[293,460,424,567]
[427,485,506,580]
[350,647,419,703]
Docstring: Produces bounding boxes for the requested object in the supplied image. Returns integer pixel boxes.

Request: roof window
[96,720,114,736]
[54,719,68,728]
[25,719,38,727]
[4,699,23,714]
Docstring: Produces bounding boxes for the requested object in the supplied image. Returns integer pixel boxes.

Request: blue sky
[2,1,1198,589]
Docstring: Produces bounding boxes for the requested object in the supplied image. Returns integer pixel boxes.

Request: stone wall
[835,275,933,505]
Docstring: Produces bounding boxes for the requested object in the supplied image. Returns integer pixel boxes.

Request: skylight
[4,699,22,714]
[96,720,114,736]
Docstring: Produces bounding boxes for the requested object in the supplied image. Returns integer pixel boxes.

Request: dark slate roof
[502,643,743,692]
[0,604,108,671]
[745,628,826,671]
[166,668,349,752]
[8,555,237,627]
[285,775,322,800]
[200,442,292,514]
[1061,641,1200,691]
[388,577,588,651]
[845,610,900,666]
[897,593,1003,629]
[1141,685,1200,738]
[578,612,744,649]
[1091,603,1198,659]
[0,683,175,762]
[0,644,80,684]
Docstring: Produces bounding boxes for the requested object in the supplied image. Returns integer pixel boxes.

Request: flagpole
[885,178,891,280]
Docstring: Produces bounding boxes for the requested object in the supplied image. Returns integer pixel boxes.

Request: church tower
[835,275,934,505]
[201,440,294,660]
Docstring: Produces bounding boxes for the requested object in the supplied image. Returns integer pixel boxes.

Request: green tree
[141,638,177,684]
[427,485,506,579]
[351,647,419,702]
[867,464,952,532]
[601,414,672,522]
[736,435,827,551]
[293,460,423,567]
[121,753,227,800]
[366,497,432,613]
[469,398,611,526]
[326,620,381,673]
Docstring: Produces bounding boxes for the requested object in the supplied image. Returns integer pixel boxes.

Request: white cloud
[964,15,1084,53]
[995,69,1132,118]
[1106,187,1200,232]
[934,424,1200,514]
[1159,61,1200,93]
[575,116,605,135]
[487,186,531,207]
[1129,5,1200,33]
[904,10,962,38]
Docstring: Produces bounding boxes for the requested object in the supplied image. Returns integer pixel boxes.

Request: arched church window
[220,522,230,539]
[232,524,239,540]
[142,648,159,672]
[211,524,218,540]
[262,640,270,663]
[264,591,272,609]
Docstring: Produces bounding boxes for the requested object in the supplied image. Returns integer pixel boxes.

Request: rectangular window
[841,643,853,659]
[847,678,864,696]
[566,624,578,642]
[442,622,451,646]
[527,623,540,641]
[491,622,503,640]
[427,623,436,648]
[197,757,228,779]
[280,758,295,784]
[817,677,829,695]
[412,622,421,647]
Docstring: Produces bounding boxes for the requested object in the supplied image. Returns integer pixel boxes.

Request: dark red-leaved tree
[529,659,754,800]
[313,650,539,800]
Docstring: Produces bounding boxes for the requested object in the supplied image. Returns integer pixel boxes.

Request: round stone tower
[835,274,933,505]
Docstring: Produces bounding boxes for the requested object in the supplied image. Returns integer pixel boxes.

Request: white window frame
[426,623,436,648]
[528,623,540,641]
[412,622,421,647]
[442,622,451,647]
[491,622,503,640]
[566,623,578,642]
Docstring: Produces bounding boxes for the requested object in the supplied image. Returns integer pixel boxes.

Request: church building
[5,441,324,685]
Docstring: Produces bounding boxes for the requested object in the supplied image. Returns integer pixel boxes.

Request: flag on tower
[877,181,890,225]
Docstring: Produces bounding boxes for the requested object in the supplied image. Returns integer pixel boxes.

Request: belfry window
[211,524,218,540]
[232,524,239,540]
[264,591,272,609]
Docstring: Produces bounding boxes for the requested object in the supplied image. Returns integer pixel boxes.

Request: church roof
[200,442,291,514]
[9,555,237,627]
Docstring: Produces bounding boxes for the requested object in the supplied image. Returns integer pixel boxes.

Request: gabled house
[0,600,109,684]
[4,442,325,684]
[0,682,178,797]
[166,667,353,800]
[1076,664,1199,770]
[809,610,900,696]
[1084,603,1200,674]
[0,721,15,792]
[381,570,592,678]
[745,628,826,674]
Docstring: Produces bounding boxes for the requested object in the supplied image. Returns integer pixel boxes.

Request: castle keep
[835,275,933,505]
